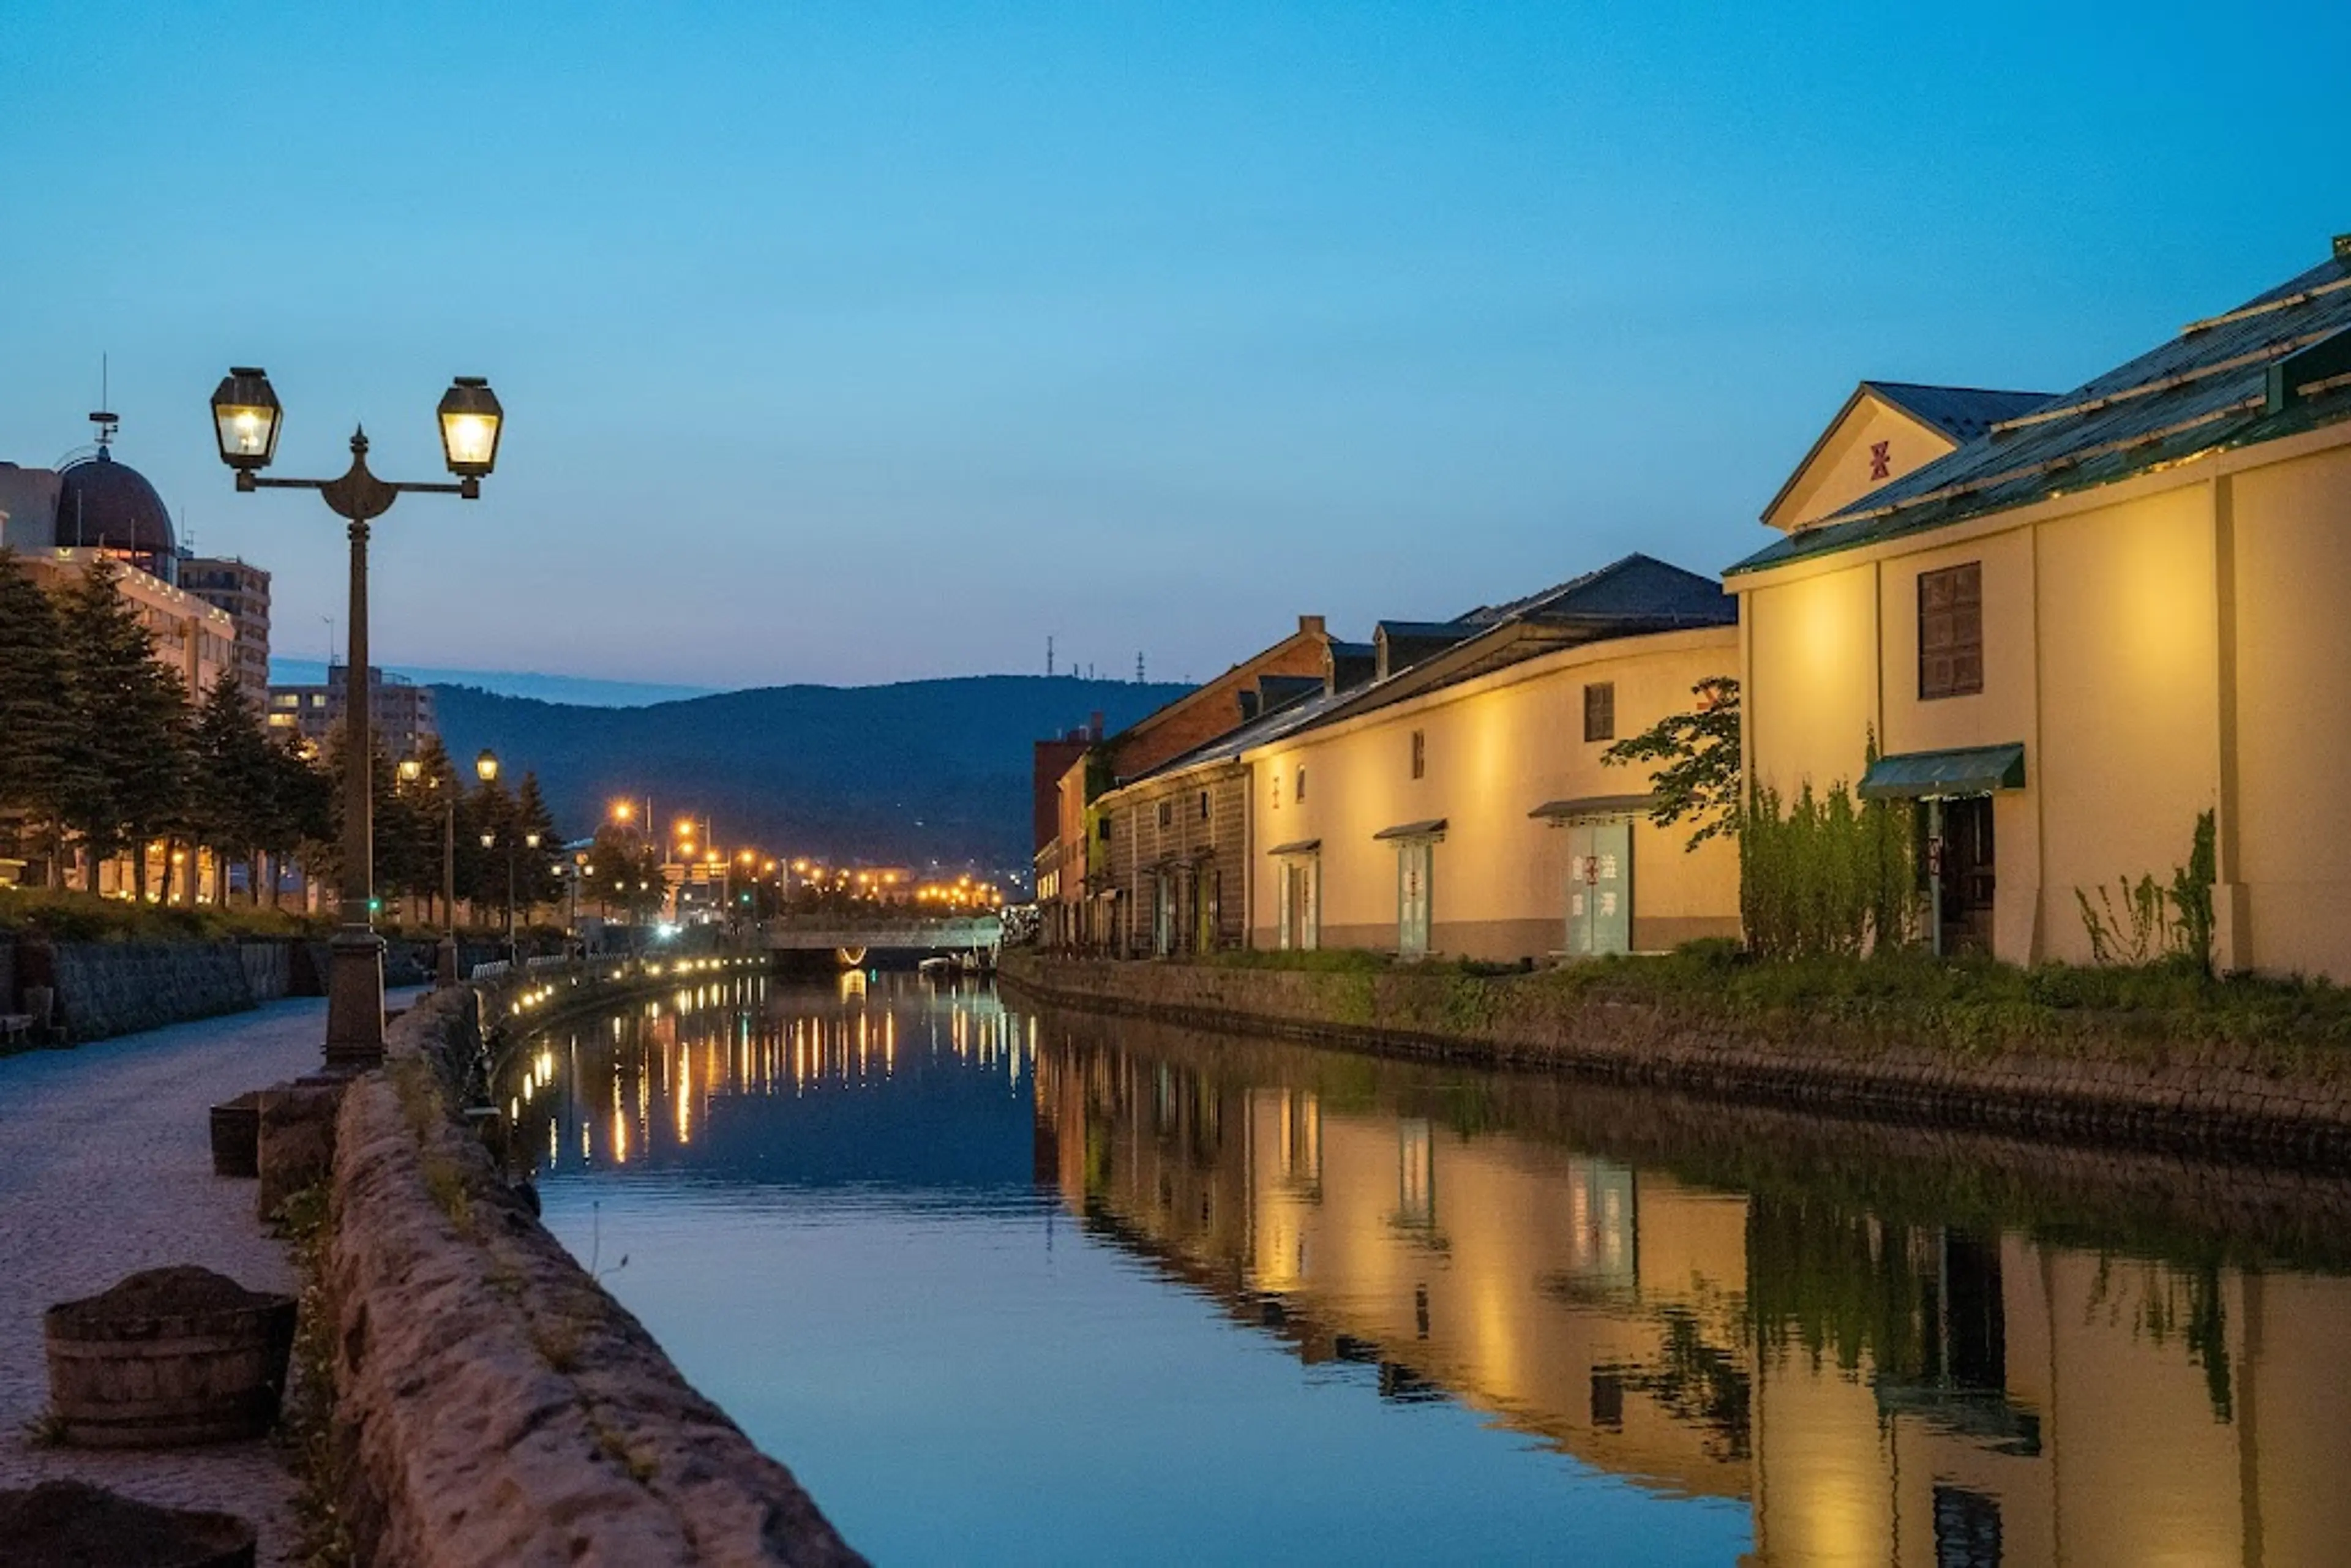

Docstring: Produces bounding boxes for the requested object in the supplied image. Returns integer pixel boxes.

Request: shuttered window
[1583,682,1616,743]
[1919,563,1984,700]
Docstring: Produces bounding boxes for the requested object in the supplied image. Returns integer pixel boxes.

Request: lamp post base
[323,925,388,1071]
[435,935,461,987]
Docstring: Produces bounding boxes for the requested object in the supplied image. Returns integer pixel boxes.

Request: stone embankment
[2,935,489,1048]
[1001,953,2351,1165]
[319,963,861,1567]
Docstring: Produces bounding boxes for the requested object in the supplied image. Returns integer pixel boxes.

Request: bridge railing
[758,917,1003,950]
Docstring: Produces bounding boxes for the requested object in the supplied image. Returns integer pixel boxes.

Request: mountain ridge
[429,674,1191,874]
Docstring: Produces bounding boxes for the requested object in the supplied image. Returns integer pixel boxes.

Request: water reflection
[509,977,2351,1566]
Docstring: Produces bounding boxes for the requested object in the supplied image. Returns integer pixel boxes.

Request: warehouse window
[1583,682,1616,743]
[1919,563,1984,700]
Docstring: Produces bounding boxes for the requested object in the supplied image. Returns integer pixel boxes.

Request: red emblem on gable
[1869,440,1892,481]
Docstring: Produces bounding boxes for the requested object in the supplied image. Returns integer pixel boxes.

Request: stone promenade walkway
[0,995,408,1565]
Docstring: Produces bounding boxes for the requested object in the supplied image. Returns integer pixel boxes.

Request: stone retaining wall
[48,940,257,1043]
[324,980,859,1567]
[1002,953,2351,1166]
[236,940,292,1003]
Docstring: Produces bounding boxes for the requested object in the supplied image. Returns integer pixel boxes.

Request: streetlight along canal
[501,972,2351,1566]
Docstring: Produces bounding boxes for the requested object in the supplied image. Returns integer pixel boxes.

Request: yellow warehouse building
[1732,233,2351,976]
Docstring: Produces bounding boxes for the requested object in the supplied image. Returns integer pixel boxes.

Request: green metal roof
[1858,743,2027,800]
[1730,242,2351,579]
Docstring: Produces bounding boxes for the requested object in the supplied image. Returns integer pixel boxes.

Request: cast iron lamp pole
[212,367,504,1070]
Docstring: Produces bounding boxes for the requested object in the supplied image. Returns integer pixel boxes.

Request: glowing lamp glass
[435,376,504,478]
[209,367,281,471]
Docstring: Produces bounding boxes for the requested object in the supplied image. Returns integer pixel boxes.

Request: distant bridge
[758,917,1003,964]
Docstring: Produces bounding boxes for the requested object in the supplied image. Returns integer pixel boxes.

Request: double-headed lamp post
[397,756,460,986]
[212,368,503,1070]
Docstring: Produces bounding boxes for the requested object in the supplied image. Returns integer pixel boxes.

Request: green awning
[1372,818,1447,842]
[1265,838,1321,857]
[1858,743,2026,800]
[1529,793,1654,822]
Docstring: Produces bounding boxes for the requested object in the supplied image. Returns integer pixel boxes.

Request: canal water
[508,972,2351,1566]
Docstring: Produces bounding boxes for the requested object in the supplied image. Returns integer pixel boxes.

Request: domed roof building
[55,445,176,580]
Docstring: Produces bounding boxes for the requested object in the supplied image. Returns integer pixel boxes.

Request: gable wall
[1768,398,1957,533]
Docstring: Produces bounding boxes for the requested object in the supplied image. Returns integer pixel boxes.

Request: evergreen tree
[189,671,275,899]
[261,738,334,907]
[463,774,515,913]
[55,560,193,894]
[513,771,564,913]
[400,737,460,925]
[0,550,81,882]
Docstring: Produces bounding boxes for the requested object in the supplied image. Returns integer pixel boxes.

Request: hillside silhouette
[430,675,1187,872]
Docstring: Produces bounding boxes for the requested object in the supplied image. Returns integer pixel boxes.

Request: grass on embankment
[0,885,329,942]
[1201,939,2351,1059]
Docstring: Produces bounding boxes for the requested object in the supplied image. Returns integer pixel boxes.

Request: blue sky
[5,3,2344,689]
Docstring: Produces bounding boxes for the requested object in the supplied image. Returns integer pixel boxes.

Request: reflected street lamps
[212,367,504,1070]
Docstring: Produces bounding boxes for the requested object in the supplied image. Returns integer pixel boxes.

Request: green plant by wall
[1739,733,1914,960]
[2076,809,2218,976]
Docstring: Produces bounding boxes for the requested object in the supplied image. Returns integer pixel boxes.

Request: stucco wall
[1247,629,1739,960]
[2229,444,2351,977]
[2033,484,2221,965]
[1744,561,1880,798]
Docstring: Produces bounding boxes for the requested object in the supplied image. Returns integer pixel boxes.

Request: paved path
[0,996,405,1564]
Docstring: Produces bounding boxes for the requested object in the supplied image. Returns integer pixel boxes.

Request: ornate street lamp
[211,367,504,1070]
[475,749,500,784]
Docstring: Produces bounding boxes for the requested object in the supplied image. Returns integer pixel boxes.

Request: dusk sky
[6,3,2345,691]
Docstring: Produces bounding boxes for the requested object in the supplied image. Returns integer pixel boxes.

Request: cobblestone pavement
[0,994,414,1564]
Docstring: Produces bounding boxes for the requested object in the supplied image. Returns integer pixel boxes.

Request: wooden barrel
[208,1091,263,1179]
[44,1267,298,1449]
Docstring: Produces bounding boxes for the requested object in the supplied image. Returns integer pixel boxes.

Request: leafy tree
[54,560,193,895]
[0,550,81,882]
[1602,676,1742,850]
[587,820,667,925]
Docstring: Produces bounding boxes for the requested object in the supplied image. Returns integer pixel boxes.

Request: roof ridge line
[2181,269,2351,337]
[1989,328,2337,433]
